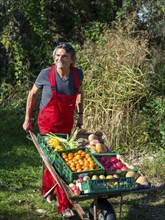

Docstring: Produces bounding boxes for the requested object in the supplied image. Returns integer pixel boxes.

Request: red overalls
[37,65,79,213]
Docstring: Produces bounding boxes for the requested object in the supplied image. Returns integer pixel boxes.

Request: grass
[0,108,165,220]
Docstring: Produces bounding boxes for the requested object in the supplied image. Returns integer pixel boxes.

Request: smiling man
[22,42,84,218]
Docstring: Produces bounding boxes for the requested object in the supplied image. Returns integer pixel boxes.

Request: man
[23,42,83,218]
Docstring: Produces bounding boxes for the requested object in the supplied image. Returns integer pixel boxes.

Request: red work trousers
[42,169,73,213]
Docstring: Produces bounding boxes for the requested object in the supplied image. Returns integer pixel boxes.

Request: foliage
[80,28,152,151]
[116,0,165,46]
[0,0,164,156]
[140,98,165,149]
[139,149,165,182]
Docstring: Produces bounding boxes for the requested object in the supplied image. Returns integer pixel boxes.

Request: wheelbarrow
[27,131,152,220]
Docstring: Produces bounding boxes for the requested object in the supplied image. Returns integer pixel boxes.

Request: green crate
[37,133,68,164]
[93,152,117,156]
[80,177,137,194]
[95,154,138,177]
[95,153,138,177]
[52,148,105,184]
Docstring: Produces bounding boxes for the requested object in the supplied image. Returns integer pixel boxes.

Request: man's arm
[22,84,39,131]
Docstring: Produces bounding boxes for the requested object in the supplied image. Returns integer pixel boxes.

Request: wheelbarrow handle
[26,130,33,141]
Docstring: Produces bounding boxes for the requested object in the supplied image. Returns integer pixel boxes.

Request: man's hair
[53,42,76,66]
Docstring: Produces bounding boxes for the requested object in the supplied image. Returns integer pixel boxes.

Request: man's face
[54,48,73,70]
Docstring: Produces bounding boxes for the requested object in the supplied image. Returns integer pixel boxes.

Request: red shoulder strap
[48,65,56,88]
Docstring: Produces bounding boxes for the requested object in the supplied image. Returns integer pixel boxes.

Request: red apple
[105,159,112,166]
[76,178,83,184]
[112,163,118,170]
[107,166,116,171]
[121,166,128,171]
[116,161,123,169]
[110,156,119,163]
[113,174,120,178]
[101,156,107,163]
[73,188,81,196]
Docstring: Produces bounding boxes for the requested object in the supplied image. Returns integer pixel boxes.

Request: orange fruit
[77,168,83,172]
[88,157,93,162]
[74,152,78,157]
[75,154,82,160]
[79,159,84,165]
[82,151,87,157]
[77,149,83,154]
[84,160,90,167]
[71,167,76,172]
[83,167,90,171]
[68,152,74,159]
[76,164,82,169]
[85,153,91,159]
[64,158,69,162]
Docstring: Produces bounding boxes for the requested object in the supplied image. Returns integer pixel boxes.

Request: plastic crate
[93,152,117,156]
[52,148,105,184]
[37,133,68,164]
[95,154,138,177]
[80,177,137,194]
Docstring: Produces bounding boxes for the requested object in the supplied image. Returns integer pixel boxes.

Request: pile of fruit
[45,133,79,152]
[77,132,109,153]
[68,171,151,196]
[96,155,130,172]
[61,149,100,172]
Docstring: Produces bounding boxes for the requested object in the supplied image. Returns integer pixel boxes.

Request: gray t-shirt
[35,66,83,109]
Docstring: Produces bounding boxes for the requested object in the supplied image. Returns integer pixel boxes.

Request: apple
[99,175,106,179]
[106,175,113,179]
[126,171,139,180]
[73,188,81,196]
[112,164,118,171]
[101,162,107,167]
[113,174,120,178]
[76,178,83,184]
[88,134,98,141]
[121,166,128,171]
[136,176,149,184]
[90,139,100,146]
[100,156,107,163]
[97,158,101,162]
[110,156,119,163]
[69,183,76,189]
[70,185,78,191]
[92,175,99,180]
[116,161,123,169]
[105,159,112,167]
[83,175,90,181]
[107,166,116,171]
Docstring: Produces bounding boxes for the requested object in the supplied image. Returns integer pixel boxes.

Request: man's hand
[23,120,33,131]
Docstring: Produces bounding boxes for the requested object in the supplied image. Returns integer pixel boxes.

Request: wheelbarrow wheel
[89,198,116,220]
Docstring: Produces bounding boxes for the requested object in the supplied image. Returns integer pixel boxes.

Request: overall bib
[38,65,79,213]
